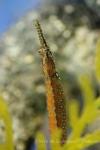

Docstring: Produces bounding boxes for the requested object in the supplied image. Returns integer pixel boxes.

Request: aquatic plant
[0,96,14,150]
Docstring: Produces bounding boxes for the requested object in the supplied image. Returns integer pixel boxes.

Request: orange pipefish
[35,20,67,143]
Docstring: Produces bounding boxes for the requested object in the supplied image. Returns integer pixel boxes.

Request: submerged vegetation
[0,96,14,150]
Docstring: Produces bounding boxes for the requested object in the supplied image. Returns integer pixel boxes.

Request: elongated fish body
[35,20,67,143]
